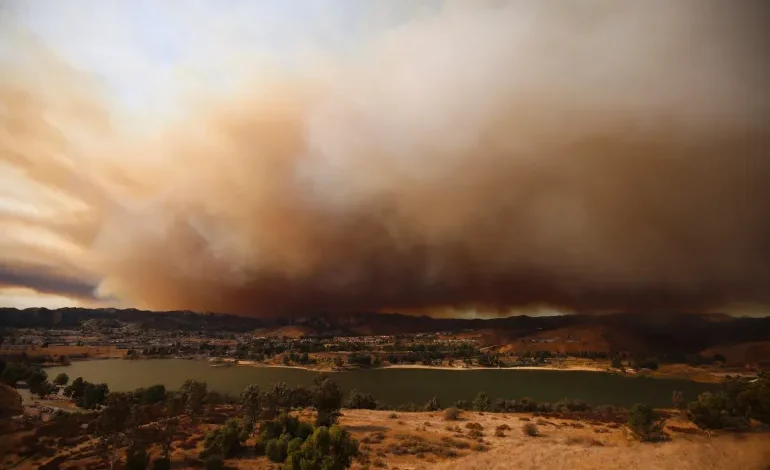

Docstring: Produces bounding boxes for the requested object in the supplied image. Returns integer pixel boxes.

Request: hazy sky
[0,0,442,309]
[1,1,768,317]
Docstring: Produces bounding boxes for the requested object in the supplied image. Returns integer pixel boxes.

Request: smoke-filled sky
[1,0,769,317]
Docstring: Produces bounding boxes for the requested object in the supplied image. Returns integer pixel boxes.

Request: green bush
[297,421,314,441]
[283,425,358,470]
[345,389,378,410]
[453,400,470,410]
[266,436,290,463]
[473,392,491,412]
[201,419,245,458]
[424,396,442,411]
[627,403,665,441]
[687,392,736,430]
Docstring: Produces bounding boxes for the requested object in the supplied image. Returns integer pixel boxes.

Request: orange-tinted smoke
[2,1,769,316]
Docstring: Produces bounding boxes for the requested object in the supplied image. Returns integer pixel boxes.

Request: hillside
[701,341,770,367]
[2,307,770,358]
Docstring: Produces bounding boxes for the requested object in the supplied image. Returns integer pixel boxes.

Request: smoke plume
[1,1,769,316]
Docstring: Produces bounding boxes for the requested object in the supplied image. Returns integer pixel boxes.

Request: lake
[47,359,718,408]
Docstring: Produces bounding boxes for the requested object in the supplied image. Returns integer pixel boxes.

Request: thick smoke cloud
[1,1,769,316]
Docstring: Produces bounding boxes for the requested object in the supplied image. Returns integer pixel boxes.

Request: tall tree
[240,384,261,425]
[180,380,207,423]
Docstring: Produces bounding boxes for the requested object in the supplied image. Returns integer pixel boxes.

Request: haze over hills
[2,307,769,361]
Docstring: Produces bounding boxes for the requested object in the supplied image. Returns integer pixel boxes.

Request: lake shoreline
[44,353,731,384]
[228,358,612,374]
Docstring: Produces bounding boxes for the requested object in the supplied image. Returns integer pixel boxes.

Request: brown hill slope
[701,341,770,367]
[0,384,22,419]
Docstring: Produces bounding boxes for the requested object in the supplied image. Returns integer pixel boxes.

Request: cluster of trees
[0,362,62,397]
[685,371,770,429]
[65,377,110,408]
[195,375,357,469]
[55,375,356,470]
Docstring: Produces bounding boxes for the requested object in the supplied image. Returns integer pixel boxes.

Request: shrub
[686,391,733,430]
[201,419,245,458]
[346,389,379,410]
[388,412,398,419]
[284,425,359,470]
[297,421,315,441]
[494,428,505,437]
[627,403,665,441]
[424,396,442,411]
[265,435,290,463]
[443,407,461,421]
[473,392,491,412]
[203,454,224,470]
[470,442,487,452]
[454,400,470,410]
[142,384,167,404]
[522,423,539,437]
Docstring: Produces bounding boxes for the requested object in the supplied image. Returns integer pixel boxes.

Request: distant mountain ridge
[1,307,769,356]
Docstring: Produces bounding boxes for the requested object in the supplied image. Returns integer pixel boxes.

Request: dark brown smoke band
[1,1,769,316]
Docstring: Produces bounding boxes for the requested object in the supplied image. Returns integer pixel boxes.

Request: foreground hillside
[3,409,768,470]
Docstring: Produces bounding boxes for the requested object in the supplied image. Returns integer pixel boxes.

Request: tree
[263,382,293,419]
[79,382,110,409]
[473,392,491,412]
[240,384,262,424]
[65,377,86,399]
[31,380,56,399]
[291,385,313,408]
[53,372,69,386]
[25,369,54,398]
[627,403,665,441]
[141,384,166,404]
[0,362,34,387]
[97,394,134,470]
[345,389,378,410]
[313,376,343,427]
[200,419,245,458]
[180,380,207,422]
[284,425,359,470]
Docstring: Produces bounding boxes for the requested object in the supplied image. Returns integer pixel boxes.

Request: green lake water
[48,359,718,408]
